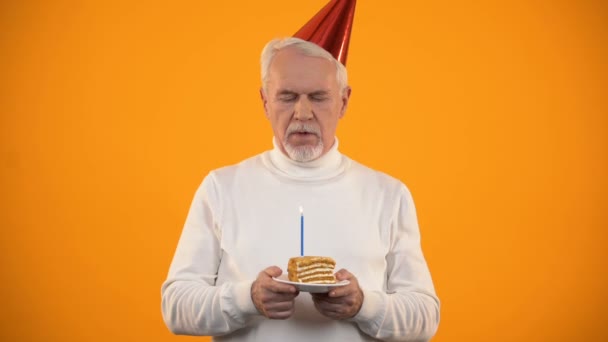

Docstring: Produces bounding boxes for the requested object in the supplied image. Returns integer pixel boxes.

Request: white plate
[272,274,350,293]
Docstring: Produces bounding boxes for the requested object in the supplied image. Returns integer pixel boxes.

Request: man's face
[261,47,350,162]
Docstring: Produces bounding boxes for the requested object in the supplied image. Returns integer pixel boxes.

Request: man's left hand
[311,269,363,319]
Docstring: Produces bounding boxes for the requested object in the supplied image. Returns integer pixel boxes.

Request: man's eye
[310,96,327,102]
[278,95,297,102]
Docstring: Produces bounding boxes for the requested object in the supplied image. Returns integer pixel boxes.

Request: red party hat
[294,0,357,65]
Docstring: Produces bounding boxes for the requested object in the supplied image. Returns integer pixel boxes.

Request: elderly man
[161,35,440,341]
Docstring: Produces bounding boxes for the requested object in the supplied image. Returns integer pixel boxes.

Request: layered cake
[288,256,336,284]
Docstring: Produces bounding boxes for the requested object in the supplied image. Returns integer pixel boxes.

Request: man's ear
[339,86,352,118]
[260,87,270,118]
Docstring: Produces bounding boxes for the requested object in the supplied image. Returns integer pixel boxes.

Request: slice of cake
[288,256,336,284]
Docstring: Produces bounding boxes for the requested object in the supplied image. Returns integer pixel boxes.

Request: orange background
[1,0,606,341]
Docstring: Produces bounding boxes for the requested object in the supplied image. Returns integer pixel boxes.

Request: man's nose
[293,97,313,120]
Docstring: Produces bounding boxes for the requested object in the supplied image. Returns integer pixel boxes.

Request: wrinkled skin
[251,266,299,319]
[311,269,364,319]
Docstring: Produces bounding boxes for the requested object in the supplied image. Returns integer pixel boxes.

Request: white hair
[260,37,348,95]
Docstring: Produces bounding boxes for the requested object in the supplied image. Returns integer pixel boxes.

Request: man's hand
[311,269,363,319]
[251,266,299,319]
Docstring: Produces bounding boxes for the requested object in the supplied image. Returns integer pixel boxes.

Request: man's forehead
[268,79,338,96]
[268,68,337,92]
[273,47,330,63]
[270,49,335,73]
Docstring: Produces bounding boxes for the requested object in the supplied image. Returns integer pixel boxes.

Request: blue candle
[299,206,304,256]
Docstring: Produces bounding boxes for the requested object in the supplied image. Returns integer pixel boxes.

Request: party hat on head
[294,0,357,66]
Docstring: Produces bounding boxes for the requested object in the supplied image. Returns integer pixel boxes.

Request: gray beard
[283,139,324,162]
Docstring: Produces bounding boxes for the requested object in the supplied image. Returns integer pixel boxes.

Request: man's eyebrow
[275,89,330,97]
[275,89,298,97]
[308,90,329,96]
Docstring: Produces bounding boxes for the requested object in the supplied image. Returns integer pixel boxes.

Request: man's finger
[313,294,344,304]
[334,268,353,281]
[266,279,298,294]
[267,308,295,320]
[328,285,355,298]
[263,300,296,312]
[262,266,283,278]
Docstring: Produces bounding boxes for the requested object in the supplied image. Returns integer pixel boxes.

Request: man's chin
[287,142,316,150]
[283,142,324,162]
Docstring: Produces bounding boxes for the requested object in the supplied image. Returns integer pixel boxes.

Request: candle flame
[299,205,303,215]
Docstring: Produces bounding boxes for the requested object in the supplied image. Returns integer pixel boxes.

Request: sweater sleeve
[351,185,440,341]
[161,173,260,336]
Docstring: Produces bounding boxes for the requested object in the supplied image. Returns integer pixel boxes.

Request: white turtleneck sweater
[161,139,440,341]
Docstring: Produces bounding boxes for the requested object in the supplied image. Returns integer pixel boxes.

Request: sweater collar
[264,137,349,181]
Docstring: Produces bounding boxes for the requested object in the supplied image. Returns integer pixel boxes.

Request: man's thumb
[263,266,283,278]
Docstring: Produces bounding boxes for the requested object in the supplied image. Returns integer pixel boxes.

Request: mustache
[286,123,321,137]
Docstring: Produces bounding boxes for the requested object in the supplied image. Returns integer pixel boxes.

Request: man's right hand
[251,266,299,319]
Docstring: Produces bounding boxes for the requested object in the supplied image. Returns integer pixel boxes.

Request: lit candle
[299,205,304,256]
